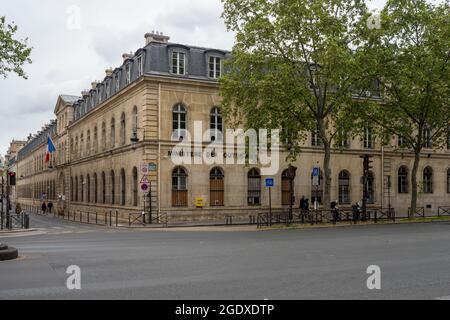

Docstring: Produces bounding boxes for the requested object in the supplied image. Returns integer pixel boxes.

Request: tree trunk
[410,150,421,219]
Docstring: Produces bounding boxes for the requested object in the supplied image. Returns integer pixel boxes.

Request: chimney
[91,81,98,90]
[105,68,113,77]
[122,53,133,62]
[81,90,90,97]
[145,31,170,45]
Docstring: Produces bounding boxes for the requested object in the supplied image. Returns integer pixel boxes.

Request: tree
[0,16,32,79]
[220,0,373,209]
[357,0,449,217]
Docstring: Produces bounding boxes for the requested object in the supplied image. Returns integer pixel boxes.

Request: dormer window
[209,56,222,79]
[172,51,185,75]
[106,81,110,99]
[137,55,144,77]
[115,73,120,92]
[126,64,131,85]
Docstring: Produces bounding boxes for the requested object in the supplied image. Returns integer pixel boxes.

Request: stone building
[14,32,450,221]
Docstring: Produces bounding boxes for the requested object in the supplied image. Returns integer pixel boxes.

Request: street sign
[140,183,150,193]
[148,163,157,172]
[140,164,149,175]
[312,167,320,186]
[265,178,274,188]
[140,175,150,184]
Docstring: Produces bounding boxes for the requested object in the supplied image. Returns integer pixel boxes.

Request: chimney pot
[105,68,113,77]
[145,32,170,45]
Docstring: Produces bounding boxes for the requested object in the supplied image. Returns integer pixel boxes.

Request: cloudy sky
[0,0,386,156]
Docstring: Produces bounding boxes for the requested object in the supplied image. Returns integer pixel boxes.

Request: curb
[0,228,37,234]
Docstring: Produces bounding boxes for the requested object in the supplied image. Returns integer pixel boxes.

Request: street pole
[1,175,4,230]
[269,187,272,227]
[6,169,11,229]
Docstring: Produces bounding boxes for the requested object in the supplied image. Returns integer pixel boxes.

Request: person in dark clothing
[48,202,54,214]
[331,200,339,222]
[352,202,361,224]
[41,202,47,215]
[299,196,306,210]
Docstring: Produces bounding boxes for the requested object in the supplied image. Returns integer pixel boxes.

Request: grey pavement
[1,213,450,300]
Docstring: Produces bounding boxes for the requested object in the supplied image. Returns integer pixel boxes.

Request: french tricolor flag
[45,136,56,163]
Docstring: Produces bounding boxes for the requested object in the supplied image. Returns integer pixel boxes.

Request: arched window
[172,104,187,139]
[338,171,351,204]
[367,171,375,204]
[93,173,98,203]
[101,172,106,204]
[101,122,106,151]
[120,112,126,145]
[132,106,138,136]
[110,170,115,205]
[86,174,91,203]
[423,167,433,194]
[398,166,409,194]
[447,169,450,194]
[120,169,126,206]
[70,177,74,201]
[248,168,261,206]
[282,169,294,206]
[80,175,84,202]
[75,176,79,202]
[210,107,223,141]
[172,167,188,207]
[110,118,116,148]
[132,167,138,207]
[210,167,224,206]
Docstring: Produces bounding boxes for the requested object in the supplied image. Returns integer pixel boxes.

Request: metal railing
[438,207,450,217]
[408,207,425,218]
[0,212,30,231]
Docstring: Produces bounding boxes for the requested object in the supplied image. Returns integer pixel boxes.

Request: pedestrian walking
[41,202,47,215]
[15,203,22,215]
[48,201,54,214]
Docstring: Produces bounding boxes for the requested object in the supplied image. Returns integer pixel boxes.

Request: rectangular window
[209,56,221,79]
[126,64,131,85]
[398,135,405,148]
[172,52,185,75]
[364,126,374,149]
[137,56,144,77]
[311,131,323,147]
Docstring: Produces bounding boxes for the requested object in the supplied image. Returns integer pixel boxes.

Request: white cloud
[0,0,388,155]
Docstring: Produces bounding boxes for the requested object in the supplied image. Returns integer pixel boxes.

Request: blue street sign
[265,178,275,188]
[312,167,320,177]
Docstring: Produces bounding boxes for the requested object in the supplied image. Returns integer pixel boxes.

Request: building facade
[13,32,450,221]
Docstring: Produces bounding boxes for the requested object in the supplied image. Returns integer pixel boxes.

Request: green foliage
[220,0,372,159]
[357,0,450,152]
[0,16,32,79]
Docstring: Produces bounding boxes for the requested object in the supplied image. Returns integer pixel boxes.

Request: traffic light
[8,172,16,186]
[362,155,373,175]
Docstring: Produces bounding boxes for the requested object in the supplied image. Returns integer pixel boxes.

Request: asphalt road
[1,214,450,300]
